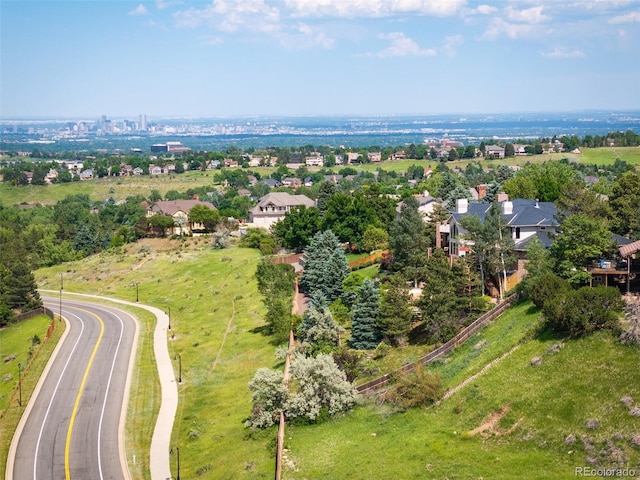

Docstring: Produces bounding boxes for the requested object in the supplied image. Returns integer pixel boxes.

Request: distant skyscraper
[139,114,147,131]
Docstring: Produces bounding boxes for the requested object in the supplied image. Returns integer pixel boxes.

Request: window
[515,227,521,239]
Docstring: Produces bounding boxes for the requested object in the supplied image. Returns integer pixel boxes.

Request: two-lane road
[8,298,137,480]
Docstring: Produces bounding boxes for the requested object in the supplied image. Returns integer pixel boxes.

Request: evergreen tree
[316,181,337,214]
[349,278,382,350]
[299,230,350,302]
[520,236,554,297]
[378,276,414,346]
[418,249,469,342]
[3,262,41,314]
[609,171,640,239]
[388,196,429,287]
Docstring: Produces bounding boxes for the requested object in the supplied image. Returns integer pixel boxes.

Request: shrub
[285,354,358,422]
[529,273,571,309]
[543,286,624,337]
[246,354,358,429]
[381,367,443,409]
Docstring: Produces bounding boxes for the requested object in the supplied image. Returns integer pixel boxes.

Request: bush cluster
[530,274,624,337]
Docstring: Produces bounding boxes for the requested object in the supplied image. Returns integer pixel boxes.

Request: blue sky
[1,0,639,118]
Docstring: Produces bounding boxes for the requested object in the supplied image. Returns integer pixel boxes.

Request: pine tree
[350,278,382,350]
[378,276,414,346]
[300,230,350,303]
[388,196,429,287]
[418,249,475,342]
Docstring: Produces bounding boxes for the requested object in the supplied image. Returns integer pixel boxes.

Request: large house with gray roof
[446,198,559,257]
[248,192,315,228]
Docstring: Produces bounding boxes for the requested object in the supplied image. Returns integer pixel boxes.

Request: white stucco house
[248,192,315,228]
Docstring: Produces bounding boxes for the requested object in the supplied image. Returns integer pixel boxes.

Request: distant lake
[2,111,639,152]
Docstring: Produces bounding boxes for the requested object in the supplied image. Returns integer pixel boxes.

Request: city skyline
[1,0,639,118]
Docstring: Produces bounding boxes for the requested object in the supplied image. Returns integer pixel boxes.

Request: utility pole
[174,354,182,383]
[170,446,180,480]
[59,273,63,322]
[18,363,22,407]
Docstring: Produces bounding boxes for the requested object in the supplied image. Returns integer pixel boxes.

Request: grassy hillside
[283,303,640,480]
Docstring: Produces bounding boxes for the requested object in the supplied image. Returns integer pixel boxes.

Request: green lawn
[283,303,640,480]
[0,314,66,475]
[0,170,220,206]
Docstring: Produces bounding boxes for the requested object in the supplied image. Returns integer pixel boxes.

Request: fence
[7,306,57,406]
[275,328,295,480]
[348,250,389,270]
[356,297,514,395]
[271,253,304,265]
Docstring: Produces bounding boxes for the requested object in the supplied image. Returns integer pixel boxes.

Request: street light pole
[170,446,180,480]
[174,354,182,383]
[168,306,171,330]
[135,282,139,303]
[59,273,63,322]
[18,363,22,407]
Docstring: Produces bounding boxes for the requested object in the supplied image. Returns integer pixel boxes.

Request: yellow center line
[65,308,105,480]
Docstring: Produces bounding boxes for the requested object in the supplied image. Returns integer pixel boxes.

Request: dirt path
[211,297,236,373]
[439,345,520,403]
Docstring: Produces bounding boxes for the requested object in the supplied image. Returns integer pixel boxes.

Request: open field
[0,314,66,475]
[0,170,221,206]
[35,239,279,479]
[284,303,640,479]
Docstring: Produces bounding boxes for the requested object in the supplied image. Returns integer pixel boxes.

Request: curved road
[8,298,137,480]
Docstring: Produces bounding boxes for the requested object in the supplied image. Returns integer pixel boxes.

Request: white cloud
[156,0,183,9]
[440,34,463,57]
[201,35,224,45]
[541,47,585,59]
[279,23,335,49]
[369,32,437,58]
[129,4,149,16]
[174,0,281,33]
[609,10,640,23]
[475,4,498,15]
[283,0,466,18]
[479,18,535,40]
[505,5,550,24]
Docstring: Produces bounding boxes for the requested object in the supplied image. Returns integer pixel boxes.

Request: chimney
[477,184,487,198]
[535,198,539,208]
[435,222,441,249]
[502,201,513,215]
[496,192,509,203]
[456,198,468,214]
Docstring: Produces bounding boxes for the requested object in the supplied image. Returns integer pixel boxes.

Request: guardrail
[356,298,514,395]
